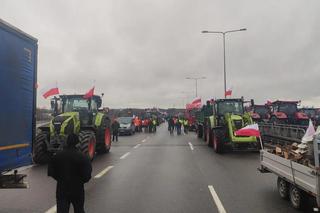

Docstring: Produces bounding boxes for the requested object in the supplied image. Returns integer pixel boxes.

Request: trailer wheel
[79,130,96,161]
[277,177,289,199]
[289,185,305,209]
[33,132,50,164]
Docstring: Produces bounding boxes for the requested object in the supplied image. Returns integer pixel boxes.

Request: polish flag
[225,88,232,97]
[191,97,201,108]
[42,86,59,99]
[84,87,95,99]
[235,123,261,137]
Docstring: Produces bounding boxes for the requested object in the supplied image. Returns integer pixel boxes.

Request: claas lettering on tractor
[269,100,309,126]
[206,98,258,153]
[33,94,112,164]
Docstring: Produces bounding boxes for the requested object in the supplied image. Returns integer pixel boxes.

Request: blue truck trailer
[0,19,37,188]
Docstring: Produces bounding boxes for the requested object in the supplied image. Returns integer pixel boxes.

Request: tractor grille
[233,120,243,130]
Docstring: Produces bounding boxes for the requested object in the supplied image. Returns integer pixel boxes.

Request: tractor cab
[215,99,244,124]
[251,105,271,122]
[269,100,308,125]
[300,108,320,126]
[51,95,102,126]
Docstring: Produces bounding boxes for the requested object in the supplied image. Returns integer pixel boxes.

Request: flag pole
[259,136,264,149]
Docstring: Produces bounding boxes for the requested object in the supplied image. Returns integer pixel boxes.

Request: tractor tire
[96,117,112,154]
[79,130,96,161]
[197,125,203,138]
[33,132,50,164]
[206,120,213,147]
[213,130,224,154]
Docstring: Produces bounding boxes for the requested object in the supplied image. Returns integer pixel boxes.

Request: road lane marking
[208,185,227,213]
[142,139,147,143]
[120,152,131,159]
[134,144,141,149]
[188,142,194,150]
[94,166,114,179]
[45,205,56,213]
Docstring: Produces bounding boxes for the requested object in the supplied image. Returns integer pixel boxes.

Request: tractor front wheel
[79,130,96,161]
[97,128,111,154]
[33,132,50,164]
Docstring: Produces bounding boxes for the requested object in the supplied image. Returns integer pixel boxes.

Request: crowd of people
[167,116,189,135]
[111,116,160,142]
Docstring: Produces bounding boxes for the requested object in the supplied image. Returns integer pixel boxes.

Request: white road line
[142,139,147,143]
[94,166,114,179]
[208,185,227,213]
[120,152,131,159]
[134,144,141,149]
[45,205,56,213]
[188,142,194,151]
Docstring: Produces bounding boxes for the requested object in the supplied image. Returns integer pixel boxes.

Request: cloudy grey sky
[1,0,320,108]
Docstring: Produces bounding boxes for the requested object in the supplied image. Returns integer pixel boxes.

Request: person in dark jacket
[48,133,92,213]
[111,118,120,142]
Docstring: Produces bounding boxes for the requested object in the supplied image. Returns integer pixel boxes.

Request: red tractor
[269,100,309,126]
[250,105,271,123]
[184,109,197,131]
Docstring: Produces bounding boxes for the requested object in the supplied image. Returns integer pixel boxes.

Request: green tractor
[206,98,258,153]
[33,94,112,164]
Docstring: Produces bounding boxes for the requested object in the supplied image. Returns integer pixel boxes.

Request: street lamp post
[202,28,246,98]
[186,76,206,97]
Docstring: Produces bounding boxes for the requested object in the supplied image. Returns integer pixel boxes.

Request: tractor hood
[230,114,243,121]
[50,112,79,137]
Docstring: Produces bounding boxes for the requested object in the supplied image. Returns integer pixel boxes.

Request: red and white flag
[225,88,232,97]
[42,84,60,99]
[191,97,202,108]
[235,123,261,137]
[84,87,95,99]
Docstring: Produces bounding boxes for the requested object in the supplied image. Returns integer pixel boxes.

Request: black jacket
[111,121,120,133]
[48,148,92,196]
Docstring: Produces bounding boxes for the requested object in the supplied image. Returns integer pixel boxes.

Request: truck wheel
[79,130,96,161]
[213,131,224,153]
[33,132,50,164]
[277,177,289,199]
[289,185,305,209]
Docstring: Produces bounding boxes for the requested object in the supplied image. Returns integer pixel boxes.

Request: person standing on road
[111,118,120,142]
[152,118,157,132]
[168,117,175,135]
[183,118,189,134]
[176,117,182,135]
[48,133,92,213]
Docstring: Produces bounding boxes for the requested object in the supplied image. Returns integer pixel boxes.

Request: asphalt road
[0,124,307,213]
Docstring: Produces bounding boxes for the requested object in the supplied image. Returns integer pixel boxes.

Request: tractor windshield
[255,106,269,115]
[63,98,98,113]
[278,103,297,114]
[302,109,316,117]
[217,101,244,115]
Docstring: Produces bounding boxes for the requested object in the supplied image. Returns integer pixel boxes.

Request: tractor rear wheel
[197,125,203,138]
[79,130,96,161]
[213,131,224,153]
[33,132,50,164]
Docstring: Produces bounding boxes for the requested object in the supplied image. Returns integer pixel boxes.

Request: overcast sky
[1,0,320,108]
